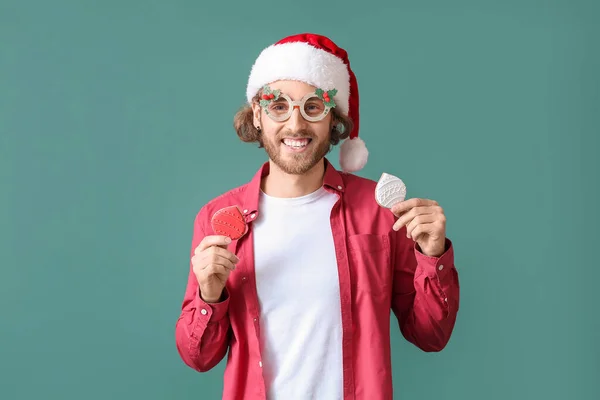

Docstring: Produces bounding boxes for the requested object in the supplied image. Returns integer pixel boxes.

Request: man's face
[252,80,333,175]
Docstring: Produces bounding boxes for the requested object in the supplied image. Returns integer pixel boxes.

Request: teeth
[283,138,309,148]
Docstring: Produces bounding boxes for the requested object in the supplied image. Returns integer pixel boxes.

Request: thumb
[199,234,233,251]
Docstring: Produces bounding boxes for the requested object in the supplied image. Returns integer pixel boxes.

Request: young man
[175,33,460,400]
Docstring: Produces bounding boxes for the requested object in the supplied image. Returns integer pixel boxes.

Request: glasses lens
[266,98,290,119]
[303,96,327,119]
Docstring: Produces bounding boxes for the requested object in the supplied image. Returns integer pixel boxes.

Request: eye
[306,102,323,110]
[268,102,288,111]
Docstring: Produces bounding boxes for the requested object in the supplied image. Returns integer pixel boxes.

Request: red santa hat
[246,33,368,173]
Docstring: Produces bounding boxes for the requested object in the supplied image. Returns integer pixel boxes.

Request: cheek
[314,123,332,140]
[260,123,282,141]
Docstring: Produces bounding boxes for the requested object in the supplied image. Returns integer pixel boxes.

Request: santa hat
[246,33,368,173]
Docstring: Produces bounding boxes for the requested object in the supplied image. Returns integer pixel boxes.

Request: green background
[1,0,598,399]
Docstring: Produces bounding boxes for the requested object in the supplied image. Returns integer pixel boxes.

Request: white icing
[375,172,407,208]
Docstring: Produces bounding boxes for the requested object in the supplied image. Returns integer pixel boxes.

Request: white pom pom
[339,137,368,173]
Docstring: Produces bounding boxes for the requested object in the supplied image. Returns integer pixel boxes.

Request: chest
[251,196,341,307]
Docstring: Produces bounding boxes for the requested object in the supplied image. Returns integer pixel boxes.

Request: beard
[262,128,331,175]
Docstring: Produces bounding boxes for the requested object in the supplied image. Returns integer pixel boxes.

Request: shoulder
[340,172,378,206]
[341,172,378,192]
[339,172,396,226]
[193,181,251,229]
[340,172,380,209]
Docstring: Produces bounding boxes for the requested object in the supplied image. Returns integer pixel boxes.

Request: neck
[261,159,326,198]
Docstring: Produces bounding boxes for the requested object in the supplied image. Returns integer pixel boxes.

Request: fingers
[391,198,438,216]
[408,219,445,241]
[197,235,233,251]
[393,206,431,230]
[405,214,437,239]
[198,263,231,280]
[193,250,238,272]
[197,245,239,264]
[192,239,240,280]
[202,253,237,271]
[393,205,441,231]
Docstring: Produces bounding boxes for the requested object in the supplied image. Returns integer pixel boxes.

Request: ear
[329,114,338,131]
[251,103,262,127]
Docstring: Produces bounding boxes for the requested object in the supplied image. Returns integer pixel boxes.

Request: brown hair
[233,92,354,149]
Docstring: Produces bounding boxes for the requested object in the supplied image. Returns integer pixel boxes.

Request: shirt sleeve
[391,234,460,352]
[175,211,232,372]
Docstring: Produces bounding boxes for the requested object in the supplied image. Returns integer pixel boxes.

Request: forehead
[266,80,317,100]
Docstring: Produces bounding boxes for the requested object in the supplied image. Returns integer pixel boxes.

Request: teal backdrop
[1,0,598,399]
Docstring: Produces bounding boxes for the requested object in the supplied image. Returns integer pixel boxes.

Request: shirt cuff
[414,238,455,280]
[195,288,230,323]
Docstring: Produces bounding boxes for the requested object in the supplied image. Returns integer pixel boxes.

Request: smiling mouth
[281,137,312,149]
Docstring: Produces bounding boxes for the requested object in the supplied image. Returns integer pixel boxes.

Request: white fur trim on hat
[246,41,351,115]
[339,137,368,173]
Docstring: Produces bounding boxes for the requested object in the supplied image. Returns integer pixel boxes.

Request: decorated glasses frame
[258,85,338,122]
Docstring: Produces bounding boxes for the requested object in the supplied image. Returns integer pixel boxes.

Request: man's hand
[391,198,447,257]
[192,235,239,303]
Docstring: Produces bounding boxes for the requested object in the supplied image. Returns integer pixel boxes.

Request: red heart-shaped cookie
[210,205,248,240]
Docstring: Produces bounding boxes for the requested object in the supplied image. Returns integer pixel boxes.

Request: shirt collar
[241,158,345,222]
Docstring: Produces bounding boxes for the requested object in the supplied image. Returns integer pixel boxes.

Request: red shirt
[175,159,460,399]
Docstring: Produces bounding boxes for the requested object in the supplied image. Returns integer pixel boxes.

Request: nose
[286,105,306,132]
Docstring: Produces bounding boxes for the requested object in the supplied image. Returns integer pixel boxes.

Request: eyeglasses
[259,86,337,122]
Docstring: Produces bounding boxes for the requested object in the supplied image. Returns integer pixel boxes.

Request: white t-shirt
[253,186,343,399]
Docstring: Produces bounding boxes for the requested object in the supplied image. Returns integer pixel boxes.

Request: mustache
[278,129,316,139]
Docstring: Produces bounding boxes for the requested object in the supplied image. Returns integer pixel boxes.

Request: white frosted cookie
[375,172,407,208]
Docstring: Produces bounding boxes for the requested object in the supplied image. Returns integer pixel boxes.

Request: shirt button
[200,309,207,315]
[337,185,342,190]
[242,276,247,282]
[259,361,263,368]
[243,209,248,213]
[438,264,444,271]
[250,213,256,219]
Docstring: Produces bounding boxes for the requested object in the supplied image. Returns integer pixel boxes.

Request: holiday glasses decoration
[259,85,337,122]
